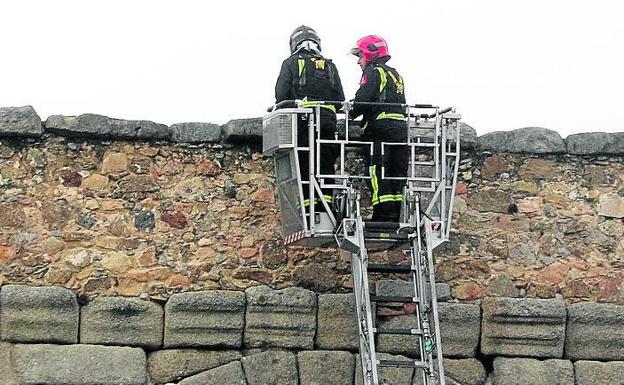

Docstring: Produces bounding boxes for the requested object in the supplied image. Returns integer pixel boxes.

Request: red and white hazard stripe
[284,230,305,245]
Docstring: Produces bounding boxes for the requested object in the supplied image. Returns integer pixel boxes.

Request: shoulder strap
[297,55,306,87]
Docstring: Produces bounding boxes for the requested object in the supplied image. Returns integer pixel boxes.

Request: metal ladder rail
[351,195,444,385]
[413,206,447,385]
[424,216,446,385]
[371,194,441,385]
[411,196,437,385]
[326,105,457,385]
[340,188,380,385]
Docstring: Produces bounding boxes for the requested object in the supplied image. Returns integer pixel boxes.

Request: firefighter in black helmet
[275,25,345,211]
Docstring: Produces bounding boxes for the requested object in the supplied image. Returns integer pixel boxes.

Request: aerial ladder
[263,100,461,385]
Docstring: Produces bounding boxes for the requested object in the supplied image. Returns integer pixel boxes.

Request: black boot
[371,202,400,222]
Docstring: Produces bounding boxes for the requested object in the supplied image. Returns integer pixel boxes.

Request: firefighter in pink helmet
[350,35,408,222]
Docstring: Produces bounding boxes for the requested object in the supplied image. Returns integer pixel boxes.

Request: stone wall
[2,284,624,384]
[1,105,624,383]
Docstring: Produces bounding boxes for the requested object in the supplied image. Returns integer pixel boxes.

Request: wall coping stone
[1,106,622,154]
[45,113,170,140]
[478,127,566,154]
[566,132,624,155]
[170,122,222,143]
[222,117,263,143]
[0,106,42,137]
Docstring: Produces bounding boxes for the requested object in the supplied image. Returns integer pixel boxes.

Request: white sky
[1,0,623,136]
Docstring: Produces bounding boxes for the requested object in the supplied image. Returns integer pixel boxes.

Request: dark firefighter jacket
[275,50,345,110]
[349,56,406,128]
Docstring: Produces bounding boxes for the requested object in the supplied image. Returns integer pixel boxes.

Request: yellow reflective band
[379,195,399,203]
[362,121,368,129]
[298,59,305,77]
[303,196,333,207]
[393,194,404,201]
[377,112,407,121]
[321,105,337,113]
[370,165,379,205]
[375,67,387,92]
[300,99,336,113]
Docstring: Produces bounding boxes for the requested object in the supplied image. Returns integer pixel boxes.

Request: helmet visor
[350,47,361,57]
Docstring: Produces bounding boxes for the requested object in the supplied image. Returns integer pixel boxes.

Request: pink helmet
[350,35,389,63]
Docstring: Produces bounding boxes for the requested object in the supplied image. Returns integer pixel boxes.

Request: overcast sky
[1,0,623,136]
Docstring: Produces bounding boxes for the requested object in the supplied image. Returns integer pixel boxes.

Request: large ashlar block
[315,293,358,351]
[148,349,241,385]
[12,344,147,385]
[439,302,481,358]
[164,290,245,348]
[492,357,573,385]
[481,297,566,358]
[355,353,414,385]
[376,280,451,302]
[376,302,480,358]
[177,361,247,385]
[574,361,624,385]
[412,358,487,385]
[0,285,79,344]
[566,302,624,360]
[244,285,317,349]
[242,350,298,385]
[298,350,355,385]
[0,342,19,385]
[80,296,164,350]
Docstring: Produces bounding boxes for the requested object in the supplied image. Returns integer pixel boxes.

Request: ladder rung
[370,295,419,303]
[374,327,423,335]
[368,264,416,273]
[378,359,429,369]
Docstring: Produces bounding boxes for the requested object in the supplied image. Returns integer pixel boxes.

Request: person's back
[275,25,344,109]
[274,25,345,212]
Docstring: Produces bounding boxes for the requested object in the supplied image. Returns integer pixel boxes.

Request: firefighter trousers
[362,119,408,221]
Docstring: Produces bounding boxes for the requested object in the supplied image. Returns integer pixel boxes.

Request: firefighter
[349,35,408,222]
[275,25,345,213]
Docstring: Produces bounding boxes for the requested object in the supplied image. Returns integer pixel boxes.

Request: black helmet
[289,25,321,54]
